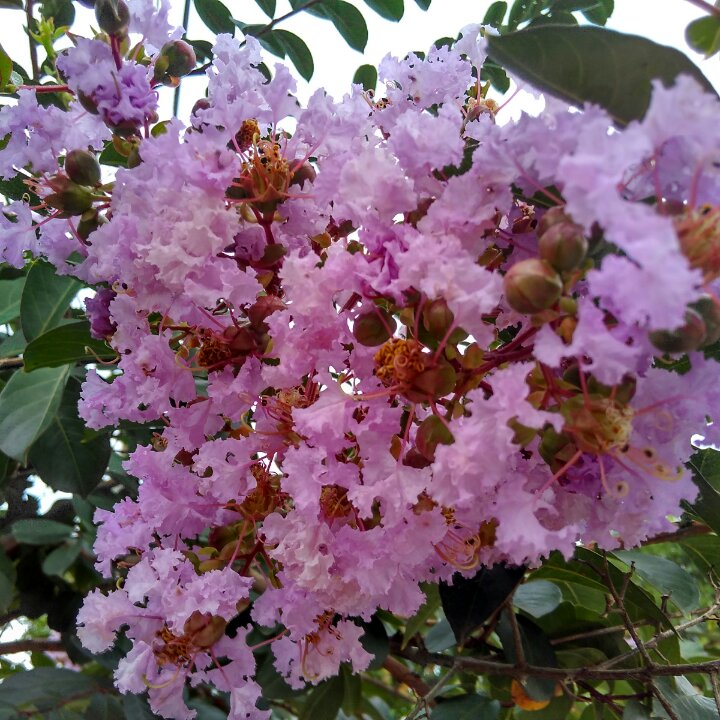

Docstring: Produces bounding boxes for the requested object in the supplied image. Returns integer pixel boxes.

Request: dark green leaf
[273,29,314,81]
[193,0,235,35]
[622,699,653,719]
[439,563,525,643]
[254,0,276,18]
[353,63,377,91]
[481,58,511,93]
[486,26,717,126]
[432,694,501,720]
[654,677,718,720]
[678,533,720,576]
[99,142,129,168]
[359,615,389,670]
[0,668,102,711]
[424,616,455,652]
[508,0,542,29]
[402,583,439,648]
[341,664,361,715]
[0,328,25,358]
[0,553,15,613]
[29,377,111,495]
[363,0,403,21]
[0,0,22,8]
[12,518,74,545]
[23,320,115,371]
[42,542,81,576]
[685,450,720,535]
[323,0,368,52]
[299,674,344,720]
[686,15,720,58]
[414,0,430,8]
[21,260,82,341]
[40,0,75,27]
[514,580,562,617]
[483,1,507,27]
[497,611,557,700]
[86,695,125,720]
[0,365,69,461]
[0,277,25,324]
[122,694,161,720]
[0,172,39,204]
[613,549,700,612]
[580,0,613,24]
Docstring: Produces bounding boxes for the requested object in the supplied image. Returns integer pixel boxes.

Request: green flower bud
[649,308,707,354]
[539,221,588,272]
[154,40,196,84]
[409,362,457,401]
[503,258,563,314]
[290,163,317,189]
[77,209,101,241]
[65,149,101,186]
[95,0,129,35]
[422,298,455,340]
[353,309,396,347]
[45,179,94,216]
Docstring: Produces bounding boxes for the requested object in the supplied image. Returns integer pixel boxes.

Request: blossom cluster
[2,3,720,717]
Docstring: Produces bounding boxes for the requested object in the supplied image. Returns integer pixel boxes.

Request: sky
[0,0,719,119]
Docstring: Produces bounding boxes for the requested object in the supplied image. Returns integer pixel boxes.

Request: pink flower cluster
[2,11,720,719]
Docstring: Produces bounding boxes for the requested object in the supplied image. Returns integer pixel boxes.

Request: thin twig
[382,657,431,698]
[505,605,527,669]
[710,670,720,715]
[652,681,680,720]
[404,662,458,720]
[25,0,39,81]
[685,0,720,17]
[0,639,65,655]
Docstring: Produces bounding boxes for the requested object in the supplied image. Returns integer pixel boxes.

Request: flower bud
[45,179,94,216]
[690,296,720,348]
[65,149,101,186]
[649,308,707,354]
[154,40,196,84]
[422,298,455,339]
[353,308,395,346]
[408,362,457,401]
[503,259,563,314]
[95,0,129,35]
[538,221,588,272]
[290,162,317,189]
[184,611,227,648]
[415,414,454,461]
[537,206,571,237]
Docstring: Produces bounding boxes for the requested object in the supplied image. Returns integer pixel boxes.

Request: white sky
[0,0,719,119]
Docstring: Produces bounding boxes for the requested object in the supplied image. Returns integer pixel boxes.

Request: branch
[0,639,65,655]
[641,522,712,547]
[684,0,720,17]
[25,0,39,81]
[382,657,432,698]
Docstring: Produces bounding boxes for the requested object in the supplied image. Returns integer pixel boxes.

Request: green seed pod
[45,180,94,216]
[422,298,455,340]
[649,308,707,354]
[353,309,395,347]
[95,0,129,35]
[154,40,196,84]
[65,149,101,186]
[503,258,563,314]
[539,221,588,272]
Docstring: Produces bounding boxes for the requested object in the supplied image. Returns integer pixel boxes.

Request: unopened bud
[95,0,129,35]
[77,209,100,241]
[537,206,571,237]
[690,296,720,348]
[503,259,563,314]
[184,612,227,648]
[415,414,454,461]
[290,162,317,189]
[353,308,395,347]
[539,221,588,272]
[65,149,101,186]
[45,179,94,216]
[409,362,457,401]
[154,40,196,84]
[649,308,707,354]
[422,299,455,339]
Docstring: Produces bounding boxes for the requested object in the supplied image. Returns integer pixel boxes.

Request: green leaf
[323,0,368,52]
[685,451,720,535]
[514,580,563,617]
[193,0,235,35]
[654,677,718,720]
[439,563,526,643]
[517,692,573,720]
[486,26,717,126]
[0,553,16,613]
[508,0,542,29]
[0,0,23,8]
[359,615,389,670]
[86,695,125,720]
[622,700,653,719]
[612,550,701,612]
[12,518,74,545]
[424,616,455,652]
[581,0,613,25]
[254,0,276,18]
[0,45,12,89]
[299,674,344,720]
[686,15,720,58]
[29,377,111,495]
[414,0,430,8]
[21,260,82,342]
[0,668,101,711]
[483,1,507,28]
[23,320,115,372]
[678,533,720,576]
[340,664,361,715]
[363,0,403,21]
[0,365,69,461]
[0,277,25,324]
[353,63,377,91]
[402,583,440,648]
[273,29,314,81]
[42,542,81,576]
[39,0,75,27]
[481,58,511,93]
[432,694,501,720]
[98,142,129,168]
[0,328,25,358]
